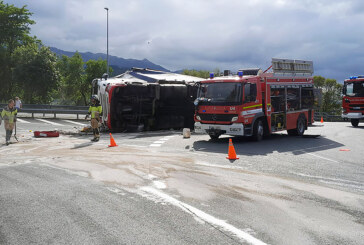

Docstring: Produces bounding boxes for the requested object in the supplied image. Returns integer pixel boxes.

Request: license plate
[209,126,221,130]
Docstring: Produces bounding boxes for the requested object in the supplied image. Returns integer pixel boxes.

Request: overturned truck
[92,68,203,131]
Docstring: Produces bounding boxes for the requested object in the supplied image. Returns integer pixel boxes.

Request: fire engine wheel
[288,115,306,136]
[252,119,264,141]
[351,119,359,127]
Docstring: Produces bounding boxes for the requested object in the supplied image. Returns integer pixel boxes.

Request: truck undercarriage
[109,83,197,131]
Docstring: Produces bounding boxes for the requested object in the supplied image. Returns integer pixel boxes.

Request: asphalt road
[0,118,363,245]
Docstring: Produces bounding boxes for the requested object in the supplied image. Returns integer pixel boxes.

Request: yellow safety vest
[89,105,102,119]
[1,107,17,124]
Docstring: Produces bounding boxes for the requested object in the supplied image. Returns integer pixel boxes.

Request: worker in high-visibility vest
[85,95,102,142]
[0,99,18,145]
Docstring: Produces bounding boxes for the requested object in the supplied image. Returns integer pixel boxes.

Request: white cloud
[8,0,364,81]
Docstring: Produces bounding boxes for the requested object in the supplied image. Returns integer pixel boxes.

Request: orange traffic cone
[321,117,324,123]
[108,133,118,147]
[226,138,239,160]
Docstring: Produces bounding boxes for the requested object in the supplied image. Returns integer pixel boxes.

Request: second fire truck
[194,58,315,140]
[342,76,364,127]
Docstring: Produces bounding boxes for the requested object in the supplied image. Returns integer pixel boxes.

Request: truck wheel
[288,115,306,136]
[209,133,220,140]
[252,119,264,141]
[351,119,359,127]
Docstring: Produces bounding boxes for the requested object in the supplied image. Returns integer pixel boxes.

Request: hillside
[50,47,169,74]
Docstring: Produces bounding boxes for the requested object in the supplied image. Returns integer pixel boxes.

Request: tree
[182,69,211,79]
[85,59,112,100]
[56,55,112,105]
[0,1,37,100]
[12,43,60,104]
[57,53,85,105]
[313,76,342,114]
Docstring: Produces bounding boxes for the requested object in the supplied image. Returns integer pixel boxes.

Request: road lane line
[16,118,31,123]
[291,172,363,185]
[306,152,339,163]
[139,187,268,245]
[149,135,175,147]
[36,119,63,126]
[63,120,87,126]
[319,180,364,192]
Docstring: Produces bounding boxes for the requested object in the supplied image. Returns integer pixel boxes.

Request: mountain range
[50,47,169,75]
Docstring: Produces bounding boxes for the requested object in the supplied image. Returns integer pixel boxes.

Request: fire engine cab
[194,58,315,140]
[342,76,364,127]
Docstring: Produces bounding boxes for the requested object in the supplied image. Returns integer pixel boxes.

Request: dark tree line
[0,1,110,105]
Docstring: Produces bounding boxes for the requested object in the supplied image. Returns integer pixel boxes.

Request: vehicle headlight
[196,115,201,120]
[231,116,238,122]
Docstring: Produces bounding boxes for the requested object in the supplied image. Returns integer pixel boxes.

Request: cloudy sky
[9,0,364,81]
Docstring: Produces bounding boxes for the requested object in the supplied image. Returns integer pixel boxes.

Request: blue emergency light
[350,76,358,79]
[238,71,243,77]
[210,73,214,79]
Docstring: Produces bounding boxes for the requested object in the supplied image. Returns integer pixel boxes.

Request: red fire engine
[194,58,315,140]
[342,76,364,127]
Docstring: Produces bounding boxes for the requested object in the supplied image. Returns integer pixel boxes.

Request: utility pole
[104,7,109,75]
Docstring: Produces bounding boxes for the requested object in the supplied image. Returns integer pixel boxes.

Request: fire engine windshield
[344,81,364,97]
[197,82,242,105]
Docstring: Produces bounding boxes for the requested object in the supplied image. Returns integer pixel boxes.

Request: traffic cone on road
[108,133,118,147]
[321,116,324,123]
[226,138,239,160]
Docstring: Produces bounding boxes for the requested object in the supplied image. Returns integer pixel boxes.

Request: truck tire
[209,133,220,140]
[351,119,359,127]
[288,115,306,136]
[252,119,264,141]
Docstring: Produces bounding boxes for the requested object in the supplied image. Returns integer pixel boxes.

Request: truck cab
[342,76,364,127]
[194,70,263,140]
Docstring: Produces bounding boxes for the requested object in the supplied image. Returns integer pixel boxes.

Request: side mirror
[194,98,199,106]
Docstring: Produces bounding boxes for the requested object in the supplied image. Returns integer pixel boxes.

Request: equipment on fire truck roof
[272,58,313,76]
[237,68,262,76]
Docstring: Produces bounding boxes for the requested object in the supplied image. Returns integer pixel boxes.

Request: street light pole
[104,7,109,75]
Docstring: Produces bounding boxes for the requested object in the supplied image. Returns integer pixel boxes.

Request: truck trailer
[92,68,203,131]
[194,58,315,140]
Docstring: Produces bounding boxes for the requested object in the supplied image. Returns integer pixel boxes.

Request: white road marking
[149,135,176,147]
[63,120,87,126]
[153,181,166,189]
[153,141,166,144]
[319,180,364,192]
[139,187,268,245]
[16,118,31,123]
[291,172,363,185]
[36,119,63,126]
[306,152,339,163]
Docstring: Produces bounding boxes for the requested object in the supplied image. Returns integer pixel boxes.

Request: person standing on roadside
[85,95,102,142]
[0,99,18,145]
[15,97,22,110]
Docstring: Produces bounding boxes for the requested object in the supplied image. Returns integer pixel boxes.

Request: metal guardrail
[1,103,344,121]
[0,103,88,119]
[314,111,343,122]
